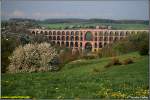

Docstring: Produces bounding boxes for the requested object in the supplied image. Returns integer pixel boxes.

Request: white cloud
[11,10,25,17]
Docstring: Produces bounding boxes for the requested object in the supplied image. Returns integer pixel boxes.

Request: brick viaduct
[29,29,148,53]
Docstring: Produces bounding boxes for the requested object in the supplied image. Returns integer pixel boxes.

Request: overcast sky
[1,0,149,20]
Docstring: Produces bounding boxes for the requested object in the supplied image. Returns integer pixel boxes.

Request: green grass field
[40,23,149,30]
[1,52,149,99]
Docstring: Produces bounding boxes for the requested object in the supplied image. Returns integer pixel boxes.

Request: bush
[8,42,59,73]
[112,32,149,55]
[104,58,122,68]
[81,53,98,59]
[58,48,80,65]
[122,58,134,65]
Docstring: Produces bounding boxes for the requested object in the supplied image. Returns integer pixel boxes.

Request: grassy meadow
[2,52,149,99]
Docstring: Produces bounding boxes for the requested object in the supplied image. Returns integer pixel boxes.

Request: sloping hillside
[1,52,149,99]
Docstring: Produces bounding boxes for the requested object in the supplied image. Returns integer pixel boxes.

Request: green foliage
[112,32,149,55]
[122,58,134,65]
[81,53,98,59]
[2,52,149,99]
[8,42,58,73]
[104,58,122,68]
[1,37,19,73]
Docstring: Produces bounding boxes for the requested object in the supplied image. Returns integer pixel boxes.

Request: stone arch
[75,42,78,47]
[115,31,119,36]
[104,31,109,36]
[114,37,118,41]
[70,42,74,48]
[71,31,74,35]
[57,36,60,40]
[49,36,52,40]
[62,31,65,35]
[95,43,97,48]
[36,31,39,34]
[75,36,79,41]
[53,36,56,40]
[53,31,56,35]
[109,37,113,41]
[120,31,124,36]
[49,31,52,35]
[40,31,44,34]
[66,36,69,41]
[110,31,114,36]
[99,42,102,48]
[66,42,69,47]
[104,42,107,47]
[80,42,82,47]
[75,31,79,36]
[126,31,130,35]
[62,36,65,41]
[57,31,61,35]
[61,41,65,46]
[44,31,48,35]
[99,31,103,36]
[99,37,103,41]
[57,41,60,46]
[70,36,74,41]
[104,37,108,41]
[85,31,93,41]
[32,31,35,34]
[85,42,92,52]
[66,31,69,35]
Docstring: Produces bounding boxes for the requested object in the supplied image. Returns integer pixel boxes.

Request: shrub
[8,42,59,73]
[81,53,98,59]
[111,57,122,65]
[122,58,134,65]
[58,48,80,65]
[92,68,100,73]
[104,58,122,68]
[112,32,149,55]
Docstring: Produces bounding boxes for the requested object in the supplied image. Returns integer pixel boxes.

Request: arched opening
[45,31,48,35]
[62,31,65,35]
[85,31,93,41]
[99,37,103,41]
[49,31,52,35]
[85,42,92,52]
[66,36,69,41]
[53,31,56,35]
[53,36,56,40]
[62,36,65,41]
[75,42,78,47]
[57,31,61,35]
[66,31,69,35]
[32,31,35,34]
[57,36,60,40]
[41,31,44,34]
[70,36,74,41]
[71,31,74,35]
[66,42,69,47]
[110,31,113,36]
[61,42,64,46]
[75,36,79,41]
[95,43,97,48]
[49,36,52,40]
[80,42,82,47]
[75,31,79,36]
[57,41,60,46]
[99,42,102,48]
[70,42,74,48]
[120,31,124,36]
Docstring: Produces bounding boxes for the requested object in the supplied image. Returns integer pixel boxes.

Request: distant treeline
[7,18,149,24]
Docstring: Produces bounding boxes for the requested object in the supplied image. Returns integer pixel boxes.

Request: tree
[8,42,59,73]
